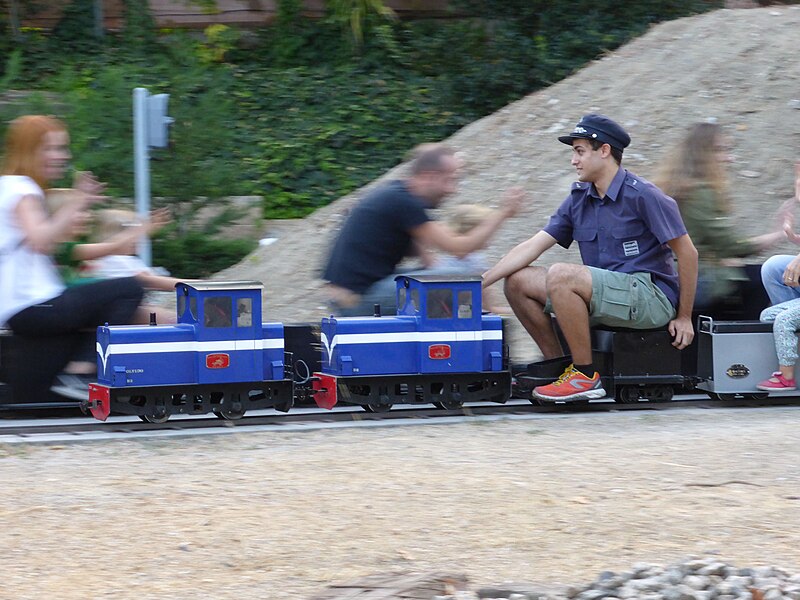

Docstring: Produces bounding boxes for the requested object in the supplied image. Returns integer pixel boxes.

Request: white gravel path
[1,406,798,599]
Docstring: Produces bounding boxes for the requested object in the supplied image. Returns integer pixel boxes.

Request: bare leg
[504,266,563,359]
[546,263,594,365]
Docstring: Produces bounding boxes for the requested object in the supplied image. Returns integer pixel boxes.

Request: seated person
[761,162,800,305]
[46,195,180,325]
[322,144,522,316]
[483,114,698,403]
[654,123,790,318]
[0,115,144,401]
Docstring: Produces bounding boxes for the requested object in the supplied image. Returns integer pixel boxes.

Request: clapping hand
[144,207,172,236]
[72,170,107,205]
[500,186,526,218]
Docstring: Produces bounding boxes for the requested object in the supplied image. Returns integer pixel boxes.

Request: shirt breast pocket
[612,223,646,259]
[573,228,597,242]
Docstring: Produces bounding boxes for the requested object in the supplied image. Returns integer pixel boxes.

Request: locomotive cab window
[398,288,420,313]
[457,290,473,319]
[237,298,253,327]
[178,295,197,322]
[205,296,233,328]
[427,288,453,319]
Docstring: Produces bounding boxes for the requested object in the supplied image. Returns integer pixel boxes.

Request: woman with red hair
[0,115,144,401]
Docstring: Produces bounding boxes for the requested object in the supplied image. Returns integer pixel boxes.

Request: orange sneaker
[533,364,605,402]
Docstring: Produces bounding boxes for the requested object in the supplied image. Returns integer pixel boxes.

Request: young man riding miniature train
[482,114,699,402]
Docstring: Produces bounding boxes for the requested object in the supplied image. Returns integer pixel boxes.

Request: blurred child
[45,188,98,287]
[87,208,181,324]
[436,204,510,314]
[757,298,800,391]
[46,191,179,324]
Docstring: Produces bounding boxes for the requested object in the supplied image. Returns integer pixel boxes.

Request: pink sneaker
[756,372,796,391]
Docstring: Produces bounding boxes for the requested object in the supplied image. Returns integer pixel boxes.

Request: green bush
[153,232,258,279]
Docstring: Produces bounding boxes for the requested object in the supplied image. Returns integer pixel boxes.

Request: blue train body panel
[96,324,196,387]
[321,315,418,376]
[96,281,287,389]
[262,322,286,381]
[320,275,504,377]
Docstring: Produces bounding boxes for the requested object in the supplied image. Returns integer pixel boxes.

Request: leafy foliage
[327,0,396,46]
[154,232,258,279]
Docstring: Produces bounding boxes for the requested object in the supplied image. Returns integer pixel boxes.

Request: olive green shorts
[544,267,676,329]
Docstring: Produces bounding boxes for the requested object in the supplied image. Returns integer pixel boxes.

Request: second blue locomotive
[312,275,510,411]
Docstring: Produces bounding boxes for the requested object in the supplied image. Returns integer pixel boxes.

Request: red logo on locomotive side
[206,353,230,369]
[428,344,451,360]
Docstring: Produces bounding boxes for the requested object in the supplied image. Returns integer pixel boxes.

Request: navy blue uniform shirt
[543,168,687,307]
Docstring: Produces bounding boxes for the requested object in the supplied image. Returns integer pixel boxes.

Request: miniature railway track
[2,395,800,442]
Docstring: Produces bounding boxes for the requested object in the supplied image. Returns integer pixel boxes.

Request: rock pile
[438,558,800,600]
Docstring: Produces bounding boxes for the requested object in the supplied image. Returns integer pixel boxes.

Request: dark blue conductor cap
[558,114,631,151]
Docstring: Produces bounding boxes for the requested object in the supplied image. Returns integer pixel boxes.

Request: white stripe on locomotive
[320,329,502,365]
[97,339,285,373]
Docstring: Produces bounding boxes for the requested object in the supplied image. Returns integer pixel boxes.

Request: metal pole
[133,87,152,267]
[94,0,104,38]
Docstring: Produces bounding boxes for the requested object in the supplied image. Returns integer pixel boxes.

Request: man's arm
[482,230,558,288]
[666,234,698,349]
[410,187,524,258]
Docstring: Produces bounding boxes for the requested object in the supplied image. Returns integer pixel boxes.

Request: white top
[90,254,152,279]
[0,176,66,325]
[436,251,490,274]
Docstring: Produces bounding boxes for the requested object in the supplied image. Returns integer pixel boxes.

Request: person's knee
[503,269,540,303]
[759,306,776,322]
[546,263,588,293]
[762,255,791,281]
[503,270,524,300]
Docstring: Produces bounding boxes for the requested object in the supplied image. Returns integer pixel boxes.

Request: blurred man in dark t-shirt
[323,144,523,315]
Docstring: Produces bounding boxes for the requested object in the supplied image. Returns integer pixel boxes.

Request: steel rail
[1,395,799,440]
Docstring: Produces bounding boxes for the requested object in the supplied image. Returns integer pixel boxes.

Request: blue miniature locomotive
[86,281,293,422]
[312,275,511,411]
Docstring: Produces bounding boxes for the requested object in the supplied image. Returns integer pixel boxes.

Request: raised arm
[410,187,524,258]
[481,230,558,288]
[71,208,172,262]
[16,192,94,254]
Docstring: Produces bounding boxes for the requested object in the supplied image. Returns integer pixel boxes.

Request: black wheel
[139,408,169,424]
[745,392,769,401]
[647,386,674,402]
[363,402,392,413]
[614,385,640,403]
[706,392,737,401]
[214,398,245,420]
[432,400,464,410]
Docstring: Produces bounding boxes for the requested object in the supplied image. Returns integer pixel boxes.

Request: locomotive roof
[396,274,483,283]
[181,280,264,291]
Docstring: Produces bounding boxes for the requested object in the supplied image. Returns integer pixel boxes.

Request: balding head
[408,144,457,176]
[406,144,460,205]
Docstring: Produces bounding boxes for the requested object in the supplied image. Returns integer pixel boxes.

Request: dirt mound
[218,5,800,359]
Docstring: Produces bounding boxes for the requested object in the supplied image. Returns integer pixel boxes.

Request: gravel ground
[1,407,799,599]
